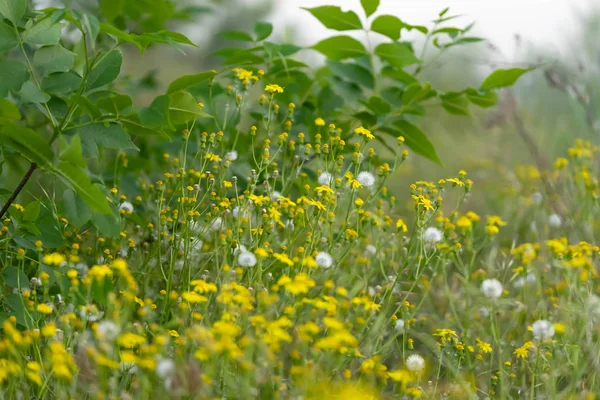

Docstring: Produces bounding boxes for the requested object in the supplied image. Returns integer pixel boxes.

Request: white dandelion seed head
[156,359,176,379]
[120,363,138,374]
[96,321,120,341]
[514,273,536,288]
[318,172,333,186]
[233,244,247,255]
[394,319,405,332]
[406,354,425,373]
[479,307,489,318]
[238,251,257,267]
[210,217,223,231]
[365,245,377,255]
[232,206,248,219]
[548,214,562,228]
[225,150,238,161]
[192,239,204,254]
[481,279,503,299]
[271,191,281,201]
[424,227,443,243]
[315,252,333,268]
[531,319,555,340]
[588,295,600,319]
[119,201,134,213]
[285,219,295,230]
[532,192,543,204]
[80,306,104,322]
[356,171,375,187]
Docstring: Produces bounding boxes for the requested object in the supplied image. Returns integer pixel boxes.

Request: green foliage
[302,6,363,31]
[0,1,533,294]
[0,0,26,25]
[480,67,534,90]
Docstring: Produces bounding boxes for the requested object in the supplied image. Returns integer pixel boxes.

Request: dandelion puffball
[316,251,333,268]
[531,319,555,340]
[225,150,238,161]
[156,359,176,379]
[548,214,562,228]
[481,279,503,299]
[423,227,443,243]
[406,354,425,373]
[119,201,134,213]
[356,171,375,187]
[394,319,405,332]
[318,172,333,186]
[238,251,257,267]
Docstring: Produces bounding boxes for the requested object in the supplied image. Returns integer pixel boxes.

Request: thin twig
[0,163,38,219]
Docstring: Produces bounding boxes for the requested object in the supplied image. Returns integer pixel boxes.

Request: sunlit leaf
[312,36,367,60]
[480,67,533,90]
[303,6,362,31]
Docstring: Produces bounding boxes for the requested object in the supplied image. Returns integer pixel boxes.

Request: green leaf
[0,121,53,166]
[156,30,198,47]
[121,117,168,137]
[53,162,111,214]
[19,81,50,104]
[303,6,362,31]
[312,36,367,60]
[99,23,143,52]
[94,92,133,114]
[0,0,26,24]
[76,123,139,159]
[33,45,76,76]
[480,67,532,90]
[0,99,21,120]
[0,22,17,53]
[375,42,420,68]
[90,201,120,236]
[21,11,66,45]
[70,95,102,119]
[402,82,436,105]
[59,134,86,168]
[85,49,123,91]
[327,61,374,89]
[364,96,391,114]
[41,71,83,94]
[254,21,273,41]
[381,66,417,85]
[0,60,29,97]
[385,120,440,164]
[2,266,29,290]
[138,31,198,49]
[63,188,91,228]
[100,0,124,22]
[440,92,470,115]
[168,91,210,125]
[465,88,498,108]
[361,0,379,17]
[223,52,264,66]
[5,293,30,327]
[167,71,217,94]
[371,15,405,41]
[23,200,40,222]
[220,31,254,42]
[139,95,173,129]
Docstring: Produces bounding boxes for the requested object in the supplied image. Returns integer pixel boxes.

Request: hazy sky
[272,0,594,56]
